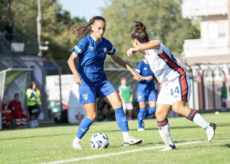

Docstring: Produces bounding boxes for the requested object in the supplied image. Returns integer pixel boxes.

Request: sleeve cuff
[135,69,140,73]
[108,47,116,55]
[72,48,80,56]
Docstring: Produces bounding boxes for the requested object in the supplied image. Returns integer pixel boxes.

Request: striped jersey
[143,40,186,83]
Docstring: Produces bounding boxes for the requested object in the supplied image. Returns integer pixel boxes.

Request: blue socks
[115,107,129,132]
[138,107,156,129]
[76,117,94,139]
[138,107,146,128]
[144,107,156,118]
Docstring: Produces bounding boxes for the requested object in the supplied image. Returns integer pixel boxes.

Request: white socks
[122,132,130,140]
[193,113,209,129]
[158,123,174,146]
[74,136,81,142]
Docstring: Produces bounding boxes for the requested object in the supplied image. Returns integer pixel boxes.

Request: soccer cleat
[123,136,142,146]
[30,121,36,128]
[161,144,176,151]
[20,125,27,129]
[72,140,83,150]
[138,128,145,131]
[34,120,39,127]
[205,123,216,142]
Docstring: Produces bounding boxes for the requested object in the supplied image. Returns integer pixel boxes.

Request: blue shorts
[137,89,157,102]
[79,80,116,104]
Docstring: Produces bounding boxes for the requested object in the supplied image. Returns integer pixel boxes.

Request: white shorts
[123,102,133,110]
[157,74,191,105]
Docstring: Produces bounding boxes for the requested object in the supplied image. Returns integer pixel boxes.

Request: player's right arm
[127,41,160,56]
[68,52,82,85]
[68,38,88,85]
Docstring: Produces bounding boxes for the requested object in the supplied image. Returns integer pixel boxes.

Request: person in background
[118,77,133,121]
[3,21,14,42]
[1,96,13,128]
[102,102,112,121]
[134,58,157,131]
[218,82,227,111]
[26,82,40,128]
[33,87,42,127]
[8,93,27,128]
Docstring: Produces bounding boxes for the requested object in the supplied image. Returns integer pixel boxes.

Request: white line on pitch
[42,140,208,164]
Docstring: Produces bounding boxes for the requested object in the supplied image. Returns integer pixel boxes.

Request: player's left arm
[107,41,143,80]
[110,54,143,80]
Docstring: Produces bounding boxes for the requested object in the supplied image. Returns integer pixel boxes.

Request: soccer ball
[90,132,109,149]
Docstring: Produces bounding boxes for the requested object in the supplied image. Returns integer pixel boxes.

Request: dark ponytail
[70,16,106,41]
[131,21,149,43]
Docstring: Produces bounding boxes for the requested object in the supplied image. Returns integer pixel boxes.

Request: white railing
[183,38,229,57]
[182,0,228,18]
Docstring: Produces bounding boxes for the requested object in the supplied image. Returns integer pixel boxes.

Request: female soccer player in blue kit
[127,21,216,151]
[134,58,156,131]
[68,16,142,149]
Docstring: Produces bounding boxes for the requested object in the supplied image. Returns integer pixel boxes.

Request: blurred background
[0,0,229,126]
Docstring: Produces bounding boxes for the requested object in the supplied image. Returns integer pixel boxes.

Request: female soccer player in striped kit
[134,58,157,131]
[127,21,216,151]
[68,16,142,149]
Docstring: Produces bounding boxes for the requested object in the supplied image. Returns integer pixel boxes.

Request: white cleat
[205,123,216,142]
[161,145,176,151]
[34,120,39,127]
[30,121,36,128]
[72,140,83,150]
[123,136,142,146]
[138,128,145,131]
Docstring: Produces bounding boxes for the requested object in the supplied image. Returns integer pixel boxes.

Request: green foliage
[0,0,200,60]
[0,113,229,163]
[102,0,200,62]
[0,0,86,59]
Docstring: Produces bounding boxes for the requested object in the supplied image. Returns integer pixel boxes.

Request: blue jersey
[72,35,116,85]
[135,60,155,94]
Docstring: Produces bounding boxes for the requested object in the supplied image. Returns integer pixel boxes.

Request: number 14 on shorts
[170,86,180,96]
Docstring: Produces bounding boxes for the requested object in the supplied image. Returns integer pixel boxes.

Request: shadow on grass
[104,140,210,149]
[103,123,229,133]
[224,144,230,148]
[0,123,229,141]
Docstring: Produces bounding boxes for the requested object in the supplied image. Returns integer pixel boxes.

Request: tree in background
[101,0,200,62]
[0,0,199,61]
[0,0,86,59]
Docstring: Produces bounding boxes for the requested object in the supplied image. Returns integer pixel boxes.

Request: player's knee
[173,106,184,115]
[88,113,97,121]
[112,100,122,109]
[117,101,122,108]
[155,109,162,120]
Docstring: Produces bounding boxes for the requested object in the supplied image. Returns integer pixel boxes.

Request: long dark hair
[28,81,36,89]
[131,21,149,43]
[70,16,106,41]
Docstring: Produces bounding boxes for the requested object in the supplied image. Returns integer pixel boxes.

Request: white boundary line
[42,140,209,164]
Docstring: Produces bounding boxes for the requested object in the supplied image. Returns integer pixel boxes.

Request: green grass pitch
[0,112,230,164]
